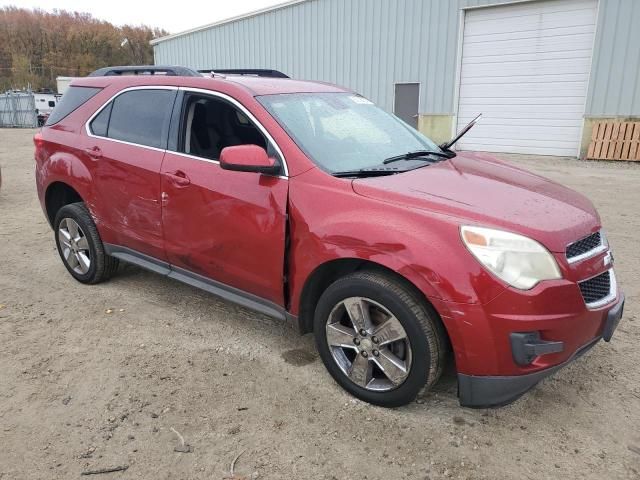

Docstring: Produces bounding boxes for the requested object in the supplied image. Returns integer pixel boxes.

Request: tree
[0,7,167,91]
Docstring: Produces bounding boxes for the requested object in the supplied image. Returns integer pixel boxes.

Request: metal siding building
[152,0,640,157]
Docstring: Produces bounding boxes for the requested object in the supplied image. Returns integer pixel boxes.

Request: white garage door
[456,0,598,156]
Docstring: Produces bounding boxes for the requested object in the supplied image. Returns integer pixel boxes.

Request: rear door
[85,87,177,259]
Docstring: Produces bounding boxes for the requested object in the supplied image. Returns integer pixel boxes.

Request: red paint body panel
[160,151,288,304]
[35,74,621,385]
[351,152,600,253]
[433,272,621,376]
[81,137,166,260]
[286,167,508,309]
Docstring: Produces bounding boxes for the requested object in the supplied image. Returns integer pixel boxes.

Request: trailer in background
[34,91,61,125]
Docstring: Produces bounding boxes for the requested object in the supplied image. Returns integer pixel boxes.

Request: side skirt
[104,244,297,324]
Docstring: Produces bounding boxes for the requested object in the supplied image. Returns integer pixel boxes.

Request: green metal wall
[153,0,640,117]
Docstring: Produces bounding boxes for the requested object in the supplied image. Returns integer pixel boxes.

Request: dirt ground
[0,127,639,480]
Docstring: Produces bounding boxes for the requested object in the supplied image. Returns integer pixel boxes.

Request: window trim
[84,85,289,178]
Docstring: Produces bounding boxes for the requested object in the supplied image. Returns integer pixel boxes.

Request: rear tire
[54,203,119,284]
[314,271,446,408]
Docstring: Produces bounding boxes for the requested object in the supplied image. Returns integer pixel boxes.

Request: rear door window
[106,89,176,149]
[45,86,101,125]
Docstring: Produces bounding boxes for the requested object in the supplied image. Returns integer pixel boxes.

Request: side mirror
[219,145,280,175]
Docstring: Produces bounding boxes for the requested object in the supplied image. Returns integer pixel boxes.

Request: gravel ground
[1,128,639,480]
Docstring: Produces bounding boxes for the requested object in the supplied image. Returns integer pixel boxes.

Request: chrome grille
[578,270,612,306]
[566,231,603,262]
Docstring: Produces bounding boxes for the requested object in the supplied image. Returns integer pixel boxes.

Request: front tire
[314,271,446,408]
[54,203,118,284]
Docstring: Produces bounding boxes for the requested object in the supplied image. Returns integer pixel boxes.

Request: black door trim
[105,244,171,275]
[104,244,293,323]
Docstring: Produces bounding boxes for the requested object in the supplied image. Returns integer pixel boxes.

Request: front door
[394,83,420,130]
[161,92,288,305]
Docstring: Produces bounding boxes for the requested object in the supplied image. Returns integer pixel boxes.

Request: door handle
[166,170,191,187]
[84,146,102,159]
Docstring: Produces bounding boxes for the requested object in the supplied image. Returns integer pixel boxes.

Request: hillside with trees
[0,7,167,91]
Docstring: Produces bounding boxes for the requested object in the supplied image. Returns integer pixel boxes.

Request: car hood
[351,152,600,253]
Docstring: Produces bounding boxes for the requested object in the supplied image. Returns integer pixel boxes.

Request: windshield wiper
[383,150,450,164]
[332,168,401,178]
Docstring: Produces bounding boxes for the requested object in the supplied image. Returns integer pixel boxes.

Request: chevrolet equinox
[34,66,625,408]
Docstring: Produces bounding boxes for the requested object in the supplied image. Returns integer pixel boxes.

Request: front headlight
[460,226,562,290]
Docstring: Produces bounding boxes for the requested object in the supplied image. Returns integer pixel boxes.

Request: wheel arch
[296,258,451,350]
[45,181,84,226]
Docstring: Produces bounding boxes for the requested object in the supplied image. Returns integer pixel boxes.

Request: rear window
[45,86,101,126]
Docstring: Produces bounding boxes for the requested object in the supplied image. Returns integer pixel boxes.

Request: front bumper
[457,294,625,408]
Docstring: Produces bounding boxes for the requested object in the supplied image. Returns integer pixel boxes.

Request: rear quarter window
[89,102,112,137]
[45,86,102,126]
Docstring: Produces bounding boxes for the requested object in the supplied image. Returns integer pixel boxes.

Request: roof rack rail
[197,69,289,78]
[88,65,201,77]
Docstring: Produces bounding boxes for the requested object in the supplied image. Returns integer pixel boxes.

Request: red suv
[35,66,624,408]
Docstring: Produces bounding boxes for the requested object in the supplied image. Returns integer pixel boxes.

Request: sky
[2,0,286,33]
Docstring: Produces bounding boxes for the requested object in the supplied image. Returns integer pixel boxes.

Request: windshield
[258,93,442,173]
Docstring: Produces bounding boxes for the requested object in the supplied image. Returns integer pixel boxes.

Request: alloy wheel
[325,296,412,392]
[58,218,91,275]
